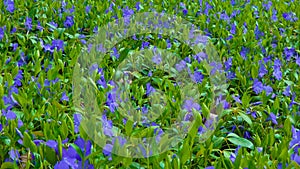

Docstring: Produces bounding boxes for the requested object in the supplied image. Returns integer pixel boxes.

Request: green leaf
[227,134,254,149]
[0,136,11,146]
[238,112,252,127]
[241,92,251,108]
[0,162,19,169]
[23,132,37,152]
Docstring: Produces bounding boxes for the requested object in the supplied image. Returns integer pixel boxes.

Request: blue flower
[263,1,272,11]
[296,56,300,66]
[101,114,114,137]
[111,47,119,59]
[2,109,17,120]
[230,146,240,162]
[194,52,207,63]
[64,16,74,28]
[272,9,278,21]
[220,11,230,21]
[4,0,14,13]
[74,113,82,134]
[8,149,20,162]
[25,17,33,30]
[283,86,291,97]
[183,98,201,112]
[240,47,249,60]
[273,59,282,80]
[194,71,204,83]
[284,47,295,61]
[175,60,186,72]
[258,61,268,78]
[253,79,264,94]
[51,39,64,52]
[61,92,69,102]
[146,83,156,96]
[103,143,113,157]
[85,5,91,13]
[230,23,236,35]
[283,12,298,22]
[266,112,278,125]
[74,137,92,157]
[290,126,300,151]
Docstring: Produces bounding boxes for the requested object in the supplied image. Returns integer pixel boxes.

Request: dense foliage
[0,0,299,168]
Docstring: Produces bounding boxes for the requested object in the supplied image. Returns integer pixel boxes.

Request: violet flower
[25,17,33,30]
[4,0,14,13]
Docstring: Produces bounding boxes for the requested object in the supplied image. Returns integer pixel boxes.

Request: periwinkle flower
[224,58,233,71]
[54,159,72,169]
[12,43,18,51]
[194,52,207,63]
[247,110,257,118]
[283,12,298,22]
[272,9,278,21]
[73,113,82,134]
[273,59,282,80]
[232,95,242,104]
[263,85,273,96]
[152,53,162,65]
[175,60,186,72]
[254,25,264,40]
[194,71,204,83]
[210,62,222,75]
[263,1,272,11]
[97,75,107,88]
[204,2,212,15]
[141,41,150,49]
[230,146,241,162]
[240,47,249,60]
[74,137,92,156]
[230,23,236,35]
[46,140,58,154]
[25,17,33,30]
[60,92,69,102]
[85,5,91,13]
[244,131,251,139]
[183,9,188,15]
[10,27,16,34]
[51,39,64,52]
[231,10,240,18]
[183,98,201,112]
[205,166,215,169]
[220,11,230,21]
[146,83,155,96]
[49,21,58,31]
[135,2,141,11]
[8,149,20,162]
[103,143,113,158]
[284,47,295,61]
[101,114,114,137]
[64,16,74,28]
[296,57,300,66]
[4,0,15,13]
[93,26,98,33]
[14,70,23,86]
[2,109,17,120]
[110,46,119,59]
[253,79,264,94]
[283,86,291,97]
[106,92,118,113]
[266,112,278,125]
[290,126,300,153]
[0,27,5,41]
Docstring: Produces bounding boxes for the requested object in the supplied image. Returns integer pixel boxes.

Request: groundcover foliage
[0,0,300,168]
